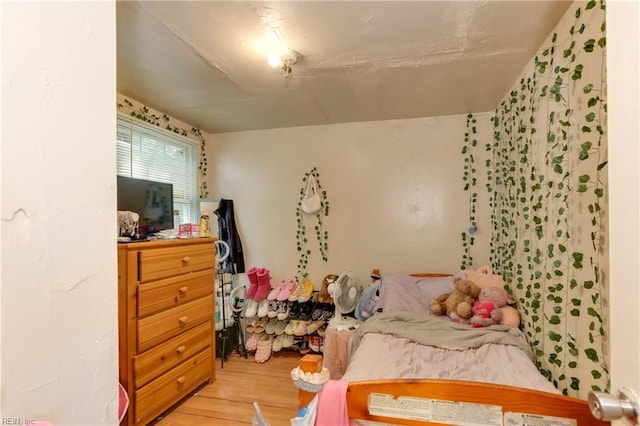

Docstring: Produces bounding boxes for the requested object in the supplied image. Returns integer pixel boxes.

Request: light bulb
[267,53,283,68]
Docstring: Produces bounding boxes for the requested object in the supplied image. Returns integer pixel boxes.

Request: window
[117,114,198,226]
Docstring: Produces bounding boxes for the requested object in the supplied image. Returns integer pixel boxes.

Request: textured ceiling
[116,1,572,134]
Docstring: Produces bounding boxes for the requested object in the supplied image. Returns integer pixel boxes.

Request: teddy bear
[465,266,521,328]
[469,286,516,328]
[431,277,481,322]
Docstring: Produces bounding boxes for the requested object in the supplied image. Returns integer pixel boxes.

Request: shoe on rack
[267,300,279,318]
[321,303,335,321]
[254,317,268,334]
[254,268,271,301]
[272,334,284,352]
[246,267,260,299]
[285,320,298,336]
[297,278,314,303]
[245,299,259,318]
[265,318,278,334]
[298,301,314,320]
[281,334,294,348]
[288,280,303,302]
[294,320,309,337]
[246,318,258,333]
[306,319,325,335]
[275,319,288,335]
[311,302,324,321]
[245,333,260,352]
[309,334,322,352]
[267,280,287,301]
[255,334,273,363]
[277,279,297,301]
[276,301,290,321]
[289,301,301,319]
[257,299,270,318]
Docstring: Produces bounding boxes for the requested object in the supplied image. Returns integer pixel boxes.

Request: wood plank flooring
[155,351,303,426]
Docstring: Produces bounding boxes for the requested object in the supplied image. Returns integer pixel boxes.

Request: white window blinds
[117,114,198,226]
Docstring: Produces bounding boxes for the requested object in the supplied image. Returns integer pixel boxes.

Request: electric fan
[327,271,363,331]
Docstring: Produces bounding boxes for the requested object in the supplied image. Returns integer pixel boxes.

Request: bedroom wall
[205,114,493,289]
[2,2,118,424]
[490,0,608,397]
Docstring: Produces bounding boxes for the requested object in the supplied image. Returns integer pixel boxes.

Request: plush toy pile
[430,266,520,328]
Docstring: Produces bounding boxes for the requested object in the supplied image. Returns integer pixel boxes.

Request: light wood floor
[155,351,303,425]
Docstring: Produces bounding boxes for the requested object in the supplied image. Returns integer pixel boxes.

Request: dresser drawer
[134,321,212,388]
[138,297,213,353]
[138,269,214,318]
[139,243,215,282]
[135,349,211,425]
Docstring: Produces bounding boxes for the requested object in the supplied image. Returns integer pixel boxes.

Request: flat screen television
[117,175,174,236]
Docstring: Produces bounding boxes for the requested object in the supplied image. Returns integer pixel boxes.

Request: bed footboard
[346,379,608,425]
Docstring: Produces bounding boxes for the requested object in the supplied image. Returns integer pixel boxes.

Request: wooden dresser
[118,238,216,425]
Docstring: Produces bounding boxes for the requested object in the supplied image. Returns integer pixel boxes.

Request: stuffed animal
[470,286,516,328]
[431,278,481,322]
[465,266,521,328]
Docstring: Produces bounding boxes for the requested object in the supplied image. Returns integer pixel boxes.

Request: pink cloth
[316,380,350,426]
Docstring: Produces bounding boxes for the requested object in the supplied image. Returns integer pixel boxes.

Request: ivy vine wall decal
[117,97,210,198]
[295,167,330,279]
[461,113,479,270]
[487,0,608,397]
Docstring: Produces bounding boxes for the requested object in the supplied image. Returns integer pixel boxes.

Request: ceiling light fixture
[264,28,300,79]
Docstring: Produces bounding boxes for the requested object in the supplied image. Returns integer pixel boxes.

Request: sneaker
[299,301,314,320]
[289,301,301,319]
[245,299,259,318]
[321,303,335,321]
[311,302,324,321]
[267,280,287,301]
[288,280,304,302]
[267,300,279,318]
[257,299,270,318]
[309,334,322,352]
[277,279,298,301]
[297,278,314,303]
[276,301,290,320]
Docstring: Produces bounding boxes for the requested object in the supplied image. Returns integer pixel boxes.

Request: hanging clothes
[214,199,246,273]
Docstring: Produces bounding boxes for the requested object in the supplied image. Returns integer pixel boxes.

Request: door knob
[588,388,639,423]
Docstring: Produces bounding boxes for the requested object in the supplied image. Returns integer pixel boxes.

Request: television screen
[117,176,174,236]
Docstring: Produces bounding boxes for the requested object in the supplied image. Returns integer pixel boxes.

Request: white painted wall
[207,114,493,288]
[607,0,640,416]
[2,2,118,424]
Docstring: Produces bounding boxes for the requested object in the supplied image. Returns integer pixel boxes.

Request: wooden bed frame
[296,270,608,425]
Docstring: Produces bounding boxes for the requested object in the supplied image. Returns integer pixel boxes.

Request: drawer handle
[176,345,186,354]
[179,286,188,294]
[178,316,188,325]
[181,256,191,265]
[176,376,186,385]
